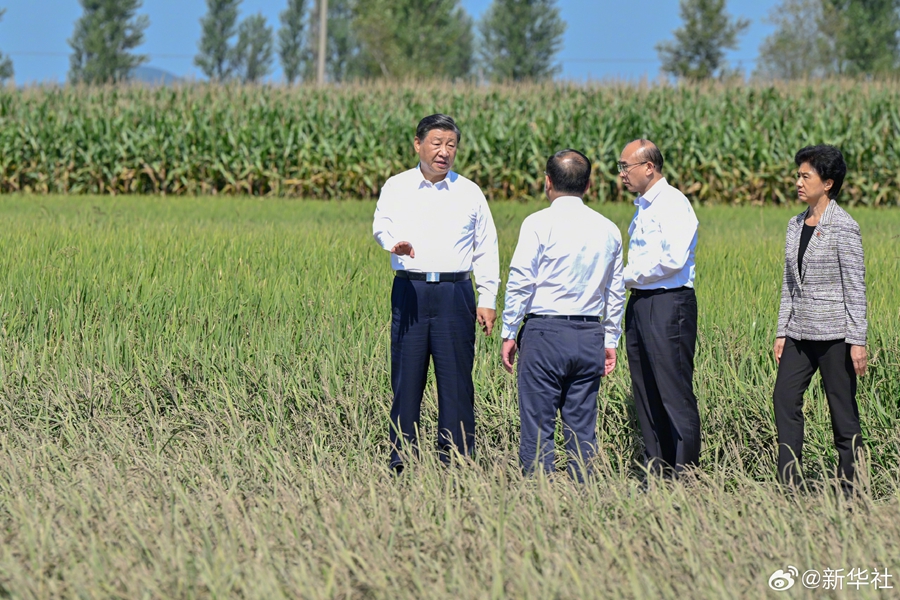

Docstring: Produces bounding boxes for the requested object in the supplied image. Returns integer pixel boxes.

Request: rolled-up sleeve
[839,221,867,346]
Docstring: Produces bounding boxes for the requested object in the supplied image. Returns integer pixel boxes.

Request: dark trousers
[625,287,700,475]
[389,277,476,468]
[773,337,861,488]
[517,318,605,481]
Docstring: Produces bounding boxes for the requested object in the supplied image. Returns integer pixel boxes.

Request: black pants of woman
[773,337,862,489]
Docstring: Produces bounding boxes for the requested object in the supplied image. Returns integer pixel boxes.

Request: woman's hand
[773,337,786,365]
[850,344,867,376]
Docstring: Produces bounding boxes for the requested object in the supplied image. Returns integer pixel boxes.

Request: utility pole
[317,0,328,85]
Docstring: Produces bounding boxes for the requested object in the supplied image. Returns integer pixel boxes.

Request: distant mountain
[131,66,182,85]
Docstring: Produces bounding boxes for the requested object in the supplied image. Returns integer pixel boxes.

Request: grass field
[0,196,898,599]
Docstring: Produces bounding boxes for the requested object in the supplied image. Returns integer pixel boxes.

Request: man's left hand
[604,348,617,376]
[501,339,517,374]
[476,308,496,336]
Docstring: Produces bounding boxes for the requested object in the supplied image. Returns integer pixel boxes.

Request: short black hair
[416,114,461,143]
[546,149,592,196]
[632,139,664,172]
[795,144,846,199]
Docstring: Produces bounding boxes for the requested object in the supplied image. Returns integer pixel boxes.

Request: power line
[559,57,759,64]
[560,58,658,64]
[7,51,759,65]
[8,51,195,59]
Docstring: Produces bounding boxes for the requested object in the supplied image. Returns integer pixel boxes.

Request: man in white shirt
[618,139,700,478]
[500,149,625,480]
[373,114,500,473]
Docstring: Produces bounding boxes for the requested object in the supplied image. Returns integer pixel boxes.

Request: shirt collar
[416,165,454,190]
[636,177,668,206]
[550,195,585,209]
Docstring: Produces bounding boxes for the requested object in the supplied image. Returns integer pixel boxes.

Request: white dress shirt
[501,196,626,347]
[372,166,500,309]
[624,178,698,290]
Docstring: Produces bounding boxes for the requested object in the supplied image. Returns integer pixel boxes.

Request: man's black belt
[525,313,600,322]
[395,270,471,283]
[629,286,691,298]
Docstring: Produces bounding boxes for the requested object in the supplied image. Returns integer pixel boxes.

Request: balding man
[501,150,625,480]
[618,139,700,478]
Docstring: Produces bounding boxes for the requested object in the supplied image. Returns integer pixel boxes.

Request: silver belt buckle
[425,272,440,283]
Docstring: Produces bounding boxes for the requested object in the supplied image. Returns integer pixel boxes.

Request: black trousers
[389,277,476,468]
[517,318,605,481]
[772,337,861,487]
[625,287,700,475]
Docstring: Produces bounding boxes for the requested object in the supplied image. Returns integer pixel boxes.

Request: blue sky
[1,0,780,84]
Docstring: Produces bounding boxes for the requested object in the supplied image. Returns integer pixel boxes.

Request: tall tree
[755,0,841,79]
[278,0,306,84]
[0,8,13,83]
[828,0,900,75]
[656,0,749,80]
[353,0,474,79]
[756,0,899,79]
[195,0,241,80]
[478,0,565,82]
[69,0,149,84]
[234,13,274,83]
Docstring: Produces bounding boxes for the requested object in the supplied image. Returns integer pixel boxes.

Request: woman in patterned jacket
[773,144,868,493]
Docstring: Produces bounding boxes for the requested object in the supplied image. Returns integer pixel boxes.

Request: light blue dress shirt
[501,196,626,348]
[624,178,698,290]
[372,167,500,309]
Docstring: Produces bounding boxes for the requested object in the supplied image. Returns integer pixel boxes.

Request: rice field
[0,195,898,598]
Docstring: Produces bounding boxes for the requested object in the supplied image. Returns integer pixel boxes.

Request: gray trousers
[516,318,605,480]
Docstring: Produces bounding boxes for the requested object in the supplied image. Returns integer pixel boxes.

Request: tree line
[0,0,898,85]
[0,0,566,85]
[658,0,900,80]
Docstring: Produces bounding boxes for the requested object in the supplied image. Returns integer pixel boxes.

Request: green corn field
[1,81,899,204]
[1,195,898,598]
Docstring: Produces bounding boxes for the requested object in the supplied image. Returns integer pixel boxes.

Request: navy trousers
[625,288,700,476]
[389,276,476,468]
[773,337,861,488]
[517,318,605,480]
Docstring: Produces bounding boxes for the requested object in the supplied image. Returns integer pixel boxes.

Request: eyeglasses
[616,160,648,174]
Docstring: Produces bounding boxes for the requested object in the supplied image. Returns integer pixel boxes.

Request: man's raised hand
[391,241,415,258]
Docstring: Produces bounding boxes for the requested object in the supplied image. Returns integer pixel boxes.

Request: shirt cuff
[622,266,637,289]
[379,236,399,252]
[500,324,517,340]
[476,292,496,310]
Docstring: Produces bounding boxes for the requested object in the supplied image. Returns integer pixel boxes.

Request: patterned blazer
[777,199,867,346]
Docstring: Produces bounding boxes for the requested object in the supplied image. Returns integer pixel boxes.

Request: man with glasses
[617,139,700,479]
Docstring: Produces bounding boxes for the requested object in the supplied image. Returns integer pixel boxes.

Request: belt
[395,270,470,283]
[629,286,690,298]
[525,313,600,322]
